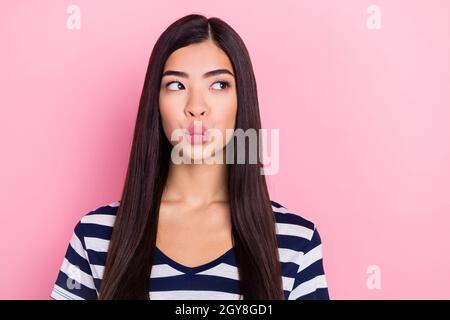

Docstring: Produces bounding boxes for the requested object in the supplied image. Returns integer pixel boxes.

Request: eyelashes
[211,81,231,90]
[165,80,231,91]
[166,81,185,91]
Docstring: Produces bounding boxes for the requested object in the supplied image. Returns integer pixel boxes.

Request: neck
[162,161,229,206]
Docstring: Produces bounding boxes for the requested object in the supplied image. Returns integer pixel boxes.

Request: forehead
[163,40,234,75]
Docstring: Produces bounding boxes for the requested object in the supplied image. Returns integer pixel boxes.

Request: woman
[51,14,329,300]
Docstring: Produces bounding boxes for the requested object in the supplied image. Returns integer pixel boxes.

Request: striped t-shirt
[51,200,329,300]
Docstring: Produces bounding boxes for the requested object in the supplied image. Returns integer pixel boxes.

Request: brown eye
[211,81,230,90]
[166,81,185,91]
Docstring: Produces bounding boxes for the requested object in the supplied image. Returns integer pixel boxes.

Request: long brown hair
[98,14,284,299]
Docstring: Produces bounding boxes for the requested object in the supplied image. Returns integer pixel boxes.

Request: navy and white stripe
[51,200,329,300]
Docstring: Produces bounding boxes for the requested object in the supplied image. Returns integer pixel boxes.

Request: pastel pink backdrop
[1,0,449,299]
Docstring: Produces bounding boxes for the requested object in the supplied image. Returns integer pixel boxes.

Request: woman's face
[159,40,238,163]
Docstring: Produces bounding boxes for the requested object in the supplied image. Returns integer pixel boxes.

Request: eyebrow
[161,68,234,79]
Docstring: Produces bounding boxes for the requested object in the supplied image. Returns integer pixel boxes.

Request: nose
[185,108,206,118]
[184,91,208,119]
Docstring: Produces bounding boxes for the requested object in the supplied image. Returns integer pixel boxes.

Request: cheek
[212,98,237,145]
[159,103,180,143]
[212,93,237,123]
[222,98,238,129]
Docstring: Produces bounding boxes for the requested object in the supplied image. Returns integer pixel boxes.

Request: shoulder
[270,200,321,251]
[72,200,121,244]
[271,200,315,231]
[84,200,120,217]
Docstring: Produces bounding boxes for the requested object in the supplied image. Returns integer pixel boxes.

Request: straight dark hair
[98,14,284,299]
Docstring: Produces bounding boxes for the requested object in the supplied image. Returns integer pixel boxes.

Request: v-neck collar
[155,246,235,274]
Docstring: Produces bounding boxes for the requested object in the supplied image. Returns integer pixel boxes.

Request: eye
[211,81,230,91]
[166,81,185,91]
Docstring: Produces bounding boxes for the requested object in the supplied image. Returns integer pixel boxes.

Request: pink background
[1,0,449,299]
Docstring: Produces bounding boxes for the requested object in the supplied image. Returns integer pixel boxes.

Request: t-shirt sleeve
[288,227,330,300]
[50,219,98,300]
